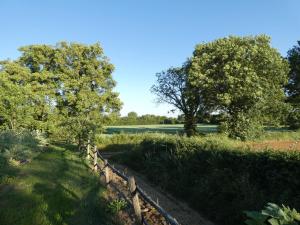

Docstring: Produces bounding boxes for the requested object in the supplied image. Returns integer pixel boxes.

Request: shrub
[220,112,264,140]
[245,203,300,225]
[287,109,300,130]
[0,130,42,161]
[102,134,300,225]
[106,199,127,215]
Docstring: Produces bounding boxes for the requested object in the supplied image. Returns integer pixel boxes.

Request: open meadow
[105,124,300,151]
[105,124,218,134]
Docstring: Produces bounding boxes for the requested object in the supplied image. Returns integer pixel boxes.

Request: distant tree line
[112,111,225,126]
[112,112,182,125]
[152,35,300,139]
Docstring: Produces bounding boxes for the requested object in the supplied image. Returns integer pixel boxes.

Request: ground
[100,151,214,225]
[0,144,118,225]
[105,124,218,134]
[106,124,300,151]
[248,140,300,151]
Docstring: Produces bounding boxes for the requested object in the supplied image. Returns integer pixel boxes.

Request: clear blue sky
[0,0,299,116]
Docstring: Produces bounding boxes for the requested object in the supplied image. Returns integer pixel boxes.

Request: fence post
[86,139,90,160]
[94,146,98,171]
[128,176,142,223]
[104,159,110,184]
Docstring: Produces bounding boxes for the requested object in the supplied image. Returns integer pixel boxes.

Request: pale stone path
[101,151,215,225]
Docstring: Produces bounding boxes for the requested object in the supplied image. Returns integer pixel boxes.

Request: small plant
[244,203,300,225]
[106,199,127,215]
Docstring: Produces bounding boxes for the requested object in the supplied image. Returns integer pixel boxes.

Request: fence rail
[87,142,180,225]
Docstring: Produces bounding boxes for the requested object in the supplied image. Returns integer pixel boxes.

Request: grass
[105,124,218,134]
[0,144,118,225]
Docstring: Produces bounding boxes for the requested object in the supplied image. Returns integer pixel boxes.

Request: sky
[0,0,300,117]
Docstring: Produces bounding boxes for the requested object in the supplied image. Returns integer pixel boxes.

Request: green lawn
[0,144,117,225]
[105,124,218,134]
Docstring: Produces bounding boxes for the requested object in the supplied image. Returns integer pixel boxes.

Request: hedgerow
[99,134,300,225]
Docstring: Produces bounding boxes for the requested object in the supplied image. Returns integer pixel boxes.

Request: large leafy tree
[18,42,121,146]
[286,41,300,104]
[286,41,300,129]
[151,66,204,136]
[0,62,34,130]
[190,35,289,139]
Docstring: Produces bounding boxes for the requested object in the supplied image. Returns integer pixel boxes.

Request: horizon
[1,0,299,116]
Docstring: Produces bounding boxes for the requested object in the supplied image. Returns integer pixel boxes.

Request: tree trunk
[184,113,197,137]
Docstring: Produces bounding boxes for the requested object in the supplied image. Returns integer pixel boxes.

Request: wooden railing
[86,142,180,225]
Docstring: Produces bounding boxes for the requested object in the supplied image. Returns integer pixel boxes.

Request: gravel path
[101,151,214,225]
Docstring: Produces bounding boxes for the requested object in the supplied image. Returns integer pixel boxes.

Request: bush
[287,109,300,130]
[0,130,42,161]
[245,203,300,225]
[106,199,127,215]
[102,134,300,225]
[220,112,264,140]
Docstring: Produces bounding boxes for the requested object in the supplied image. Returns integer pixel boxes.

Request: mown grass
[105,124,300,142]
[105,124,218,134]
[0,144,118,225]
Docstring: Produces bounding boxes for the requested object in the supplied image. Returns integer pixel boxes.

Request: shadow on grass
[0,145,117,225]
[105,124,218,135]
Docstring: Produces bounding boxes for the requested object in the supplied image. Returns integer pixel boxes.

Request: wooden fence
[86,142,180,225]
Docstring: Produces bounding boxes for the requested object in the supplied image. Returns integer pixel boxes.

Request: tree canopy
[151,66,204,136]
[0,62,34,130]
[0,42,121,146]
[286,41,300,129]
[286,41,300,105]
[190,35,289,139]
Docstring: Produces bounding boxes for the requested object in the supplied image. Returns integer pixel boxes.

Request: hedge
[98,134,300,225]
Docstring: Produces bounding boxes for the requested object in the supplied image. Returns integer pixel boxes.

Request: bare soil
[247,140,300,151]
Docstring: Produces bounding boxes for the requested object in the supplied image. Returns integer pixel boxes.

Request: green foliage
[219,110,264,140]
[106,199,127,215]
[190,35,289,139]
[102,134,300,225]
[0,130,41,161]
[19,42,121,145]
[257,129,300,141]
[151,66,205,136]
[105,124,218,135]
[287,109,300,130]
[113,112,179,125]
[286,41,300,106]
[0,42,121,146]
[0,62,35,130]
[245,203,300,225]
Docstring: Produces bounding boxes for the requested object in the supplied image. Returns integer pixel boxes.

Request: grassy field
[0,144,118,225]
[105,124,291,135]
[105,124,218,134]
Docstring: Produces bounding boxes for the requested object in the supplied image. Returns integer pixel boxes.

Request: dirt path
[101,151,214,225]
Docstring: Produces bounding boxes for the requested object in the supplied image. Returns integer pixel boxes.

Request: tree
[151,66,204,136]
[286,41,300,104]
[127,111,138,124]
[286,41,300,129]
[18,42,122,147]
[0,62,34,130]
[190,35,289,139]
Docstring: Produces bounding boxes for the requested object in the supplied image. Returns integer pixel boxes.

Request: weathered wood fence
[86,142,180,225]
